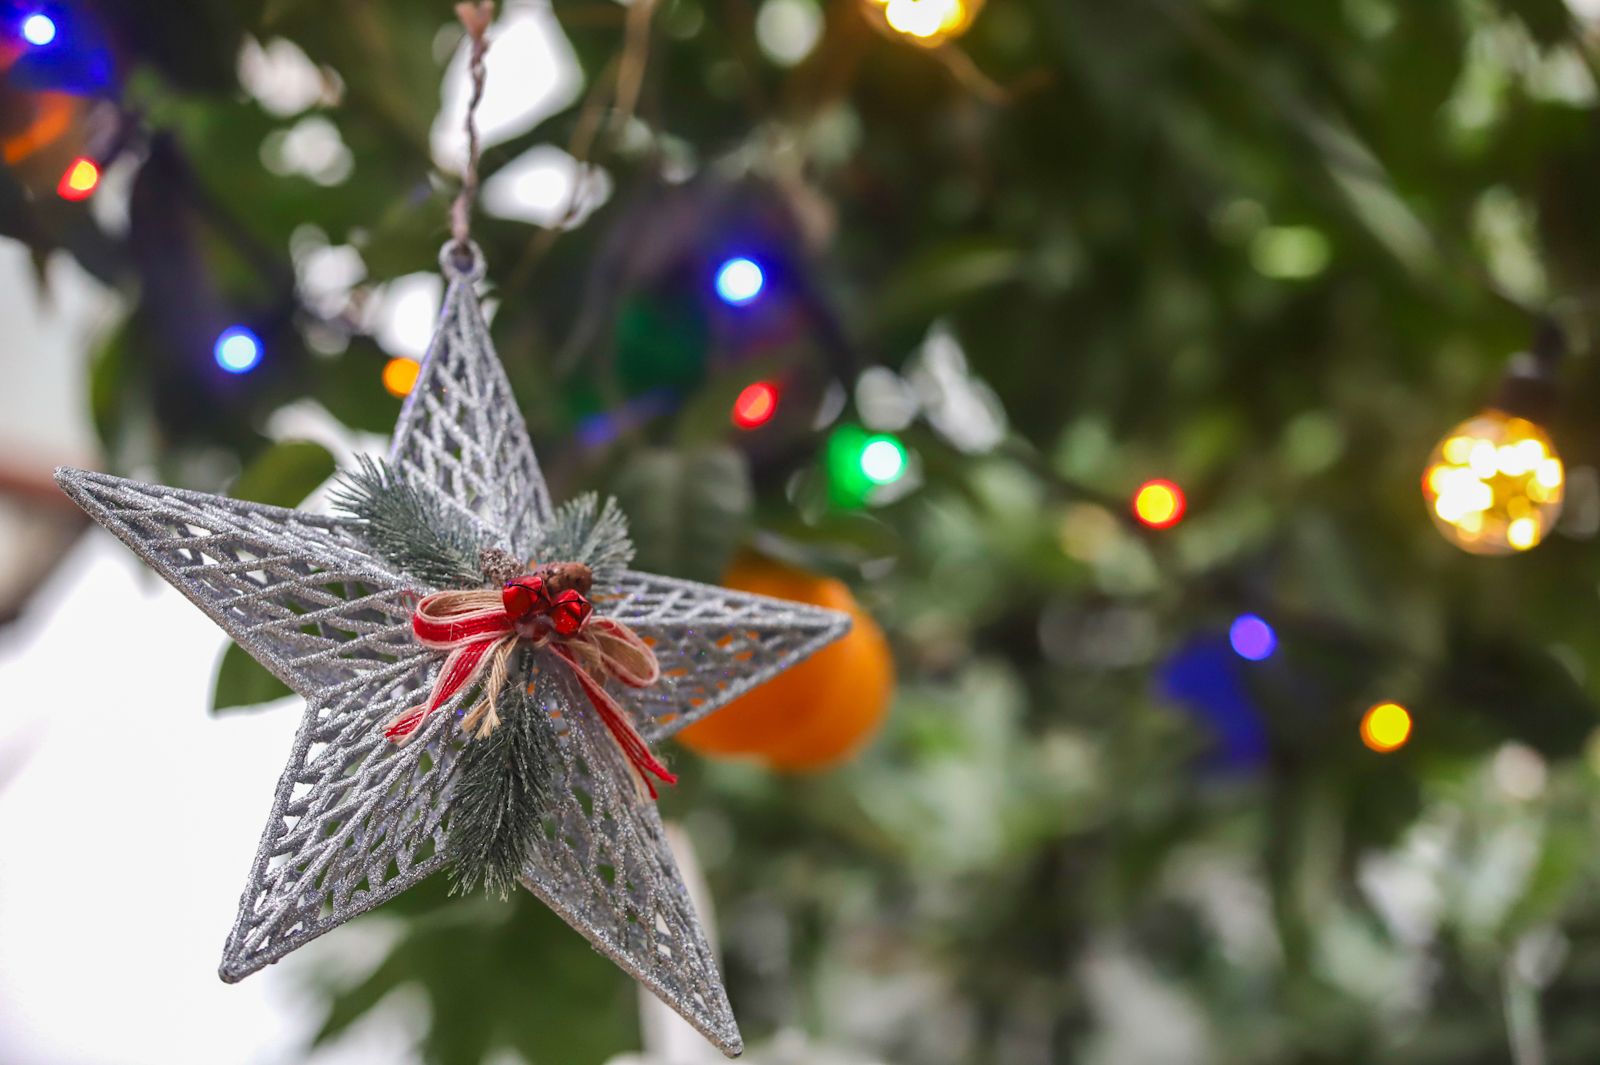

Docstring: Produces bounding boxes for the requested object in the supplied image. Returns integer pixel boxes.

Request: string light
[714,257,766,306]
[827,426,909,505]
[731,381,779,429]
[1424,327,1568,556]
[863,0,982,46]
[1133,479,1186,529]
[56,157,99,201]
[382,357,421,398]
[1360,702,1413,753]
[859,435,908,484]
[21,12,57,46]
[214,326,263,374]
[1422,411,1563,555]
[1228,615,1276,661]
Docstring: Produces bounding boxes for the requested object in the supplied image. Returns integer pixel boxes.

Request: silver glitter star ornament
[55,244,851,1057]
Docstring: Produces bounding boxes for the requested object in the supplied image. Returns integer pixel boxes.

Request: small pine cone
[479,547,523,586]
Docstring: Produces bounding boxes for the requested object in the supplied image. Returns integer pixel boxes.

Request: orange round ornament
[676,555,894,772]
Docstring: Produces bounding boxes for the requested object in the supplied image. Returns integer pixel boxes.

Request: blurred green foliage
[11,0,1600,1062]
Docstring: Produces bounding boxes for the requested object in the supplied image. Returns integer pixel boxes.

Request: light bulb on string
[21,12,57,46]
[860,435,908,484]
[863,0,982,46]
[731,381,779,429]
[1133,479,1186,529]
[214,326,263,374]
[714,257,765,306]
[1360,702,1413,753]
[1422,323,1565,556]
[56,157,99,201]
[383,357,420,398]
[826,425,910,506]
[1228,614,1276,661]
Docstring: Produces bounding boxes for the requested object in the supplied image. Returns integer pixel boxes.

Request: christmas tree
[6,0,1600,1062]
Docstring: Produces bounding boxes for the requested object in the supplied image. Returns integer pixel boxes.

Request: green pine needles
[445,657,562,899]
[333,458,635,595]
[329,456,484,588]
[332,457,641,896]
[534,492,634,591]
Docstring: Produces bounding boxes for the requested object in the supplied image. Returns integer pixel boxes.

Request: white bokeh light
[482,144,612,227]
[238,37,328,117]
[262,116,355,186]
[755,0,823,66]
[370,273,444,360]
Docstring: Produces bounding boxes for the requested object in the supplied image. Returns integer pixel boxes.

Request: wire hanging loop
[449,1,495,270]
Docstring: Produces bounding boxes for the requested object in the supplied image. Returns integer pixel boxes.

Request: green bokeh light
[827,426,907,506]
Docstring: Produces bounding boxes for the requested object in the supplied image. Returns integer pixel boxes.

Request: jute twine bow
[386,571,677,798]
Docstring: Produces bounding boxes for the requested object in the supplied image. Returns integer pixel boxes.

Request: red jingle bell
[502,576,546,620]
[548,589,593,637]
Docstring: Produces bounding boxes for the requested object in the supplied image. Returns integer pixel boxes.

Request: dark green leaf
[229,440,336,509]
[211,640,293,713]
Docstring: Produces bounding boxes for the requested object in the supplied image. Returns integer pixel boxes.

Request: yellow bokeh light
[1132,480,1185,528]
[382,357,421,398]
[1421,410,1563,556]
[866,0,981,46]
[1361,702,1413,753]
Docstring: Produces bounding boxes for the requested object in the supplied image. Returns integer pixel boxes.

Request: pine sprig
[446,670,561,898]
[330,456,484,588]
[534,493,634,590]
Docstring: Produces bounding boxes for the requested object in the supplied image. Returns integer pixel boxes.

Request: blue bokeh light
[1159,636,1268,773]
[1228,614,1277,661]
[714,257,765,306]
[21,12,57,45]
[214,327,263,374]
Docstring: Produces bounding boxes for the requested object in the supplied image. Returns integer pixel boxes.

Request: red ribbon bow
[386,574,677,798]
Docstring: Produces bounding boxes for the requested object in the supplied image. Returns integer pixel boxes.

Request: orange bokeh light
[382,357,421,398]
[732,381,779,430]
[1360,702,1413,753]
[1133,479,1186,528]
[57,157,100,201]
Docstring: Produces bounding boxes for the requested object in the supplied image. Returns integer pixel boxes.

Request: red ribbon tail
[387,637,502,743]
[384,704,430,742]
[554,645,677,798]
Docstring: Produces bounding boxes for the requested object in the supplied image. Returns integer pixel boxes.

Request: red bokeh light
[732,381,779,430]
[57,157,100,201]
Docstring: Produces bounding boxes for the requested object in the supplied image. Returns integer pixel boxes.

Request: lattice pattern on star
[54,469,423,699]
[220,663,455,981]
[390,268,553,557]
[602,571,853,741]
[521,649,741,1051]
[216,640,740,1051]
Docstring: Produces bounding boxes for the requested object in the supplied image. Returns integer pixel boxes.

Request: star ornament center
[55,244,851,1057]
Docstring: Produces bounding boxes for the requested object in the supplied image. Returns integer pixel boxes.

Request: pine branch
[534,493,634,590]
[330,456,484,588]
[446,674,561,899]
